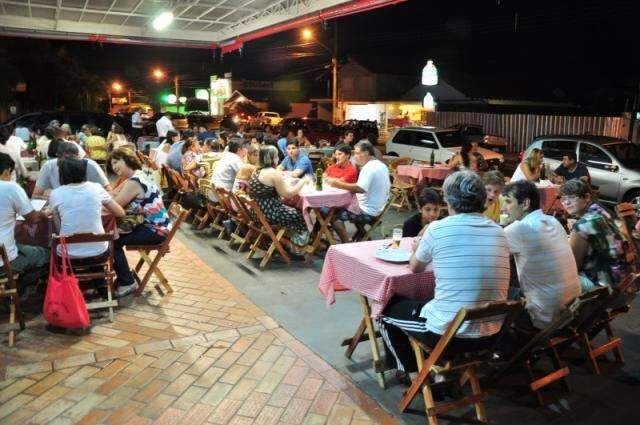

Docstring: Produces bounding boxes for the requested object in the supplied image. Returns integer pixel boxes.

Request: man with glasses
[559,179,631,291]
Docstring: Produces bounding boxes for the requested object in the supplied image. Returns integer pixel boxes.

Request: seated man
[502,180,581,330]
[380,171,510,373]
[402,187,441,237]
[560,179,632,291]
[551,151,590,184]
[212,137,247,191]
[326,140,391,242]
[0,153,50,287]
[482,170,505,223]
[33,142,112,199]
[324,145,358,184]
[279,139,313,178]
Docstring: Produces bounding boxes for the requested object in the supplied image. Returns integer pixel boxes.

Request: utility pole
[174,75,180,113]
[332,21,338,125]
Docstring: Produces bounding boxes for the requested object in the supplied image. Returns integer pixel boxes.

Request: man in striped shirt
[502,180,581,330]
[380,171,510,373]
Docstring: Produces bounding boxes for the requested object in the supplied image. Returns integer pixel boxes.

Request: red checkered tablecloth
[298,187,360,231]
[396,164,453,184]
[318,238,435,318]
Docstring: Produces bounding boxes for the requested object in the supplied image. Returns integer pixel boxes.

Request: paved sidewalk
[0,239,398,425]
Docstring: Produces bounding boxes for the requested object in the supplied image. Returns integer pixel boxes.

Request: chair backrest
[215,187,237,216]
[162,202,190,248]
[51,232,116,273]
[616,203,640,267]
[228,191,253,224]
[166,168,190,192]
[492,287,609,380]
[389,157,413,171]
[240,195,280,237]
[0,244,17,286]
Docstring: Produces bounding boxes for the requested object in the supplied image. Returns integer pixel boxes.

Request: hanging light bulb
[423,92,435,111]
[152,11,174,31]
[421,60,438,86]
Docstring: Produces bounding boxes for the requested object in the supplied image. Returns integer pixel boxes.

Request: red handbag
[43,236,90,329]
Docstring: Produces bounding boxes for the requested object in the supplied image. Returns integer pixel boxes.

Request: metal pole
[332,20,338,125]
[174,74,179,113]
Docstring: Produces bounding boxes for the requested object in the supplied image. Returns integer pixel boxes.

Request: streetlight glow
[302,28,313,41]
[152,68,165,80]
[152,11,174,31]
[111,81,123,92]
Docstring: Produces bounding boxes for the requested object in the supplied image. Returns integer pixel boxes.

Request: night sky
[1,0,638,112]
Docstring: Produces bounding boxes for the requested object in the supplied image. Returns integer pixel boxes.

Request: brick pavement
[0,238,398,424]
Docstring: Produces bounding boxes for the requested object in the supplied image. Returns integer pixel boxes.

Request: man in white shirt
[0,153,50,285]
[156,112,175,141]
[379,171,510,372]
[32,142,112,199]
[131,108,144,143]
[502,180,581,330]
[326,140,390,242]
[211,138,246,191]
[0,128,27,181]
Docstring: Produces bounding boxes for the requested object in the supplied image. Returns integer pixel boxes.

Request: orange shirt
[325,161,358,183]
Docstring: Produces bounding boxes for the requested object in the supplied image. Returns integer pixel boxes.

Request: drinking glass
[391,226,403,249]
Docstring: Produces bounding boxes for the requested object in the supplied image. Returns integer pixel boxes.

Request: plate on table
[375,248,411,263]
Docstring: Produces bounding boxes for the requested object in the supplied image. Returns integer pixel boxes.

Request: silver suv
[524,135,640,203]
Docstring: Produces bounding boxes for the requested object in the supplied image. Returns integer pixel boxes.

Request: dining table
[294,185,360,262]
[318,237,435,388]
[396,163,454,185]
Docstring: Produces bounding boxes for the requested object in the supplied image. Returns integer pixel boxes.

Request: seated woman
[107,123,128,151]
[109,148,172,297]
[559,179,633,292]
[324,145,358,184]
[248,145,311,251]
[233,143,260,193]
[511,148,542,182]
[297,129,314,148]
[447,140,478,171]
[402,187,441,237]
[181,137,204,185]
[482,170,505,223]
[36,126,56,158]
[49,157,125,260]
[155,130,179,167]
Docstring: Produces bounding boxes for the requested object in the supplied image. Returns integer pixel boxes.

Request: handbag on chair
[43,236,90,329]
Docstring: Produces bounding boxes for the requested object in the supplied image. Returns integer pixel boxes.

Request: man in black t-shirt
[401,187,441,237]
[551,151,590,184]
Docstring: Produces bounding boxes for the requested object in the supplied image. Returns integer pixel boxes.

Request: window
[436,131,467,148]
[579,143,612,170]
[416,131,438,149]
[541,140,577,161]
[605,143,640,170]
[392,130,415,146]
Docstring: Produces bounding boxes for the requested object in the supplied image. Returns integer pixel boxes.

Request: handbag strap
[57,236,74,277]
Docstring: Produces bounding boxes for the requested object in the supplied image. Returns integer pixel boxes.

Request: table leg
[359,295,386,389]
[305,207,336,264]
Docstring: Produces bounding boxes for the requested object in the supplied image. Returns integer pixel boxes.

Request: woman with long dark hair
[448,139,477,171]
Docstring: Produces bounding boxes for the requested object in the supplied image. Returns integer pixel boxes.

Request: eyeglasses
[560,195,581,204]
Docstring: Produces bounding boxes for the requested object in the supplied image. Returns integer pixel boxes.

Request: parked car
[340,119,379,143]
[523,135,640,204]
[249,111,283,129]
[0,111,114,137]
[447,123,508,153]
[186,111,219,130]
[385,126,504,169]
[280,117,340,145]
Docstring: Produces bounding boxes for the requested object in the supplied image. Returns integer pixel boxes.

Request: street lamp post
[153,68,181,113]
[302,25,339,124]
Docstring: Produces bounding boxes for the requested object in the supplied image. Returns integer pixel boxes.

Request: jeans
[114,225,166,287]
[11,244,50,287]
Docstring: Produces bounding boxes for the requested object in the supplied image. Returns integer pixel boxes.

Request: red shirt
[325,161,358,183]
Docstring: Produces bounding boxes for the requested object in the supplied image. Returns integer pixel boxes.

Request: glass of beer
[391,226,403,249]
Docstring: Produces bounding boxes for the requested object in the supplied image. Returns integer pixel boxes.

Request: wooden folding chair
[389,157,415,211]
[51,233,118,322]
[0,244,25,347]
[236,194,292,268]
[163,166,192,204]
[616,202,640,267]
[192,179,215,230]
[399,300,523,424]
[573,273,639,375]
[228,190,260,252]
[352,194,397,242]
[126,203,190,296]
[217,188,253,250]
[490,287,610,405]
